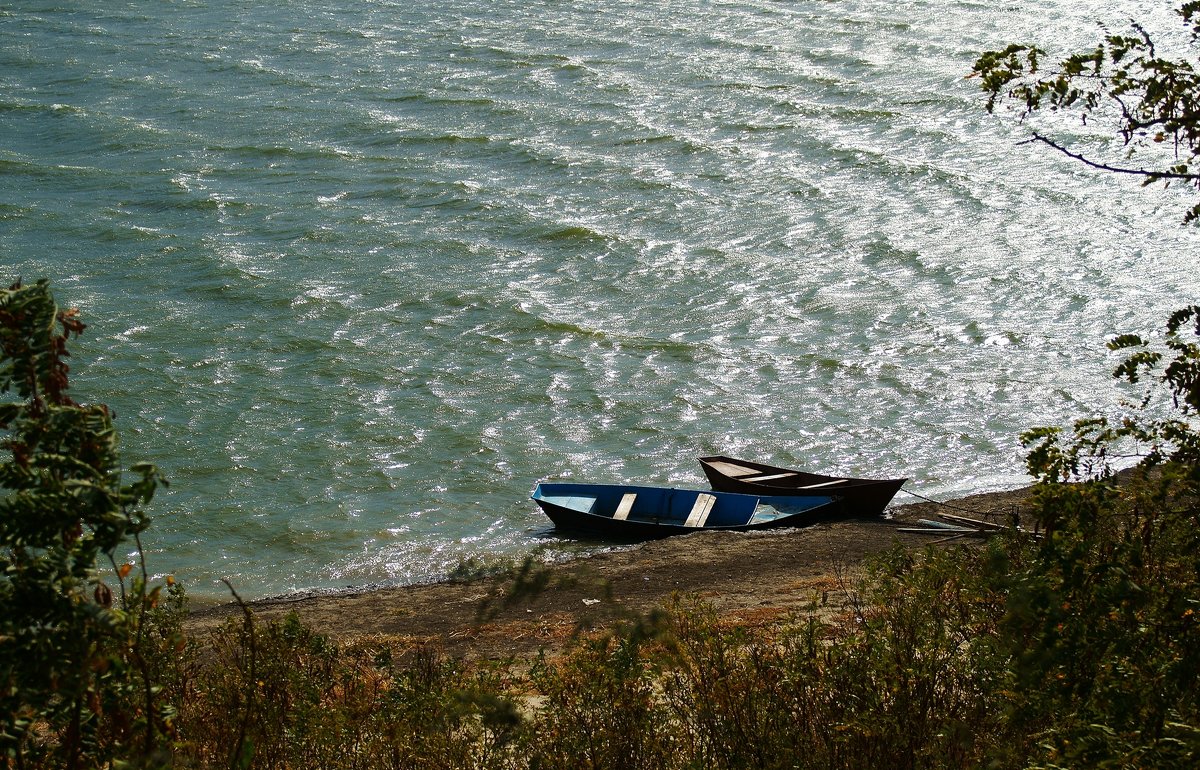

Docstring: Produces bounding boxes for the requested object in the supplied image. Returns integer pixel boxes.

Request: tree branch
[1024,132,1200,180]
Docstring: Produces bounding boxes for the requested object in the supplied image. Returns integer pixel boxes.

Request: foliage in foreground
[1,279,176,769]
[153,569,1012,770]
[1002,307,1200,767]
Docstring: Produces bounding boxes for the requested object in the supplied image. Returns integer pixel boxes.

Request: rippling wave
[2,0,1197,598]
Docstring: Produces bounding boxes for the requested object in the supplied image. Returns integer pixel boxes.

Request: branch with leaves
[1021,305,1200,484]
[974,3,1200,222]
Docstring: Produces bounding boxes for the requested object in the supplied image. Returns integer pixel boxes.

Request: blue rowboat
[531,482,839,538]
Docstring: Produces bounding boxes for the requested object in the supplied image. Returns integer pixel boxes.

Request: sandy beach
[188,484,1034,660]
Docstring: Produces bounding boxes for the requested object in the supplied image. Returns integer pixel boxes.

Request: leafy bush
[525,617,677,770]
[1,279,174,769]
[997,308,1200,767]
[168,606,525,769]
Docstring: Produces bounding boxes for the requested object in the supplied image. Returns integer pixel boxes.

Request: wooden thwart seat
[684,493,717,528]
[613,493,637,521]
[796,479,848,489]
[743,471,800,483]
[706,461,760,478]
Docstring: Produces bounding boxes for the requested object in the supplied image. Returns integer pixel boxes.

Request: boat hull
[532,482,839,539]
[699,455,906,517]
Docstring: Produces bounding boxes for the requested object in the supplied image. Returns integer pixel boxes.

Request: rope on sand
[895,489,1030,538]
[898,488,992,515]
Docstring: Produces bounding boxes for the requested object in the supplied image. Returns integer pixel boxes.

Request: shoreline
[187,482,1035,659]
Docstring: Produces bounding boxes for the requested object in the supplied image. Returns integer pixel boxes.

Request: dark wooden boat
[698,455,906,516]
[531,482,839,539]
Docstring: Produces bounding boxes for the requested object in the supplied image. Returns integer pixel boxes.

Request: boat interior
[705,459,851,488]
[536,484,823,528]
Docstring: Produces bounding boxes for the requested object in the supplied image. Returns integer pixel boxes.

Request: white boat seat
[707,461,759,478]
[796,479,848,489]
[543,495,597,512]
[684,493,717,527]
[743,471,800,483]
[613,493,637,521]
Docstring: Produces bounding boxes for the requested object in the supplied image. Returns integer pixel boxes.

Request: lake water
[3,0,1197,599]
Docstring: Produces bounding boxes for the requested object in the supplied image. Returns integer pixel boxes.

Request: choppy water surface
[2,1,1196,598]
